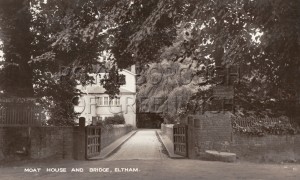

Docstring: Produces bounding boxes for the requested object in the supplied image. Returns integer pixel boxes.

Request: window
[98,97,103,106]
[104,97,108,105]
[109,98,113,105]
[98,96,120,106]
[118,75,126,85]
[116,97,120,105]
[109,97,120,106]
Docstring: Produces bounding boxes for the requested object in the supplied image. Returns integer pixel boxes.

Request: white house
[74,65,136,127]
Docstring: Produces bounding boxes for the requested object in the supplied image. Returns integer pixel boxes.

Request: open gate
[85,126,101,159]
[173,124,188,157]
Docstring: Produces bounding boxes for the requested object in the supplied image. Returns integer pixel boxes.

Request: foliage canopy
[0,0,299,125]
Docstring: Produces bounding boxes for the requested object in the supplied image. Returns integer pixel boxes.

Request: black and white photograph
[0,0,299,179]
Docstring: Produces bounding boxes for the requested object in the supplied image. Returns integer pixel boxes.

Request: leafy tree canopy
[0,0,299,125]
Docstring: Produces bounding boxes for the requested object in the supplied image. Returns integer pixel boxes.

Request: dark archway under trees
[137,113,164,129]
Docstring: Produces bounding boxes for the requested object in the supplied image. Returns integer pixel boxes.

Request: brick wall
[189,114,300,162]
[0,128,5,160]
[101,124,132,148]
[30,127,74,159]
[192,113,232,153]
[0,128,4,148]
[0,125,133,161]
[229,134,300,162]
[161,124,174,142]
[0,126,75,160]
[0,127,32,160]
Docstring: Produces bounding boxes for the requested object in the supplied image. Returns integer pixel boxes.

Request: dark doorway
[137,113,164,129]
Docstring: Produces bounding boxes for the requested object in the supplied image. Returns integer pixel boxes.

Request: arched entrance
[136,113,164,129]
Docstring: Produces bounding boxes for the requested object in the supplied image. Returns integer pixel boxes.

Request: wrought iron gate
[85,126,101,159]
[173,124,188,157]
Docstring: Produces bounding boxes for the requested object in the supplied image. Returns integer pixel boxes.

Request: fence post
[74,117,86,160]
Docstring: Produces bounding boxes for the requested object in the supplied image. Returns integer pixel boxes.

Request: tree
[0,0,34,97]
[1,0,299,125]
[99,0,300,118]
[0,0,115,125]
[30,0,107,125]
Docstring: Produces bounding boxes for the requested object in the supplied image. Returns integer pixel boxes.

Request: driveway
[105,129,168,161]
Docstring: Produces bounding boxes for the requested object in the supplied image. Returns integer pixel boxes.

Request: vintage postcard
[0,0,299,179]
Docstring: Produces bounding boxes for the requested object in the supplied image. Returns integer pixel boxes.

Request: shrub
[232,117,299,136]
[104,115,125,125]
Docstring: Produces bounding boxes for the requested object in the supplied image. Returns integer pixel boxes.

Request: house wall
[120,69,136,93]
[75,66,137,127]
[78,93,136,127]
[120,94,136,127]
[77,66,136,93]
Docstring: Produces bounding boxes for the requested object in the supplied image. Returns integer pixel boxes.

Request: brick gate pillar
[74,117,86,160]
[187,117,196,159]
